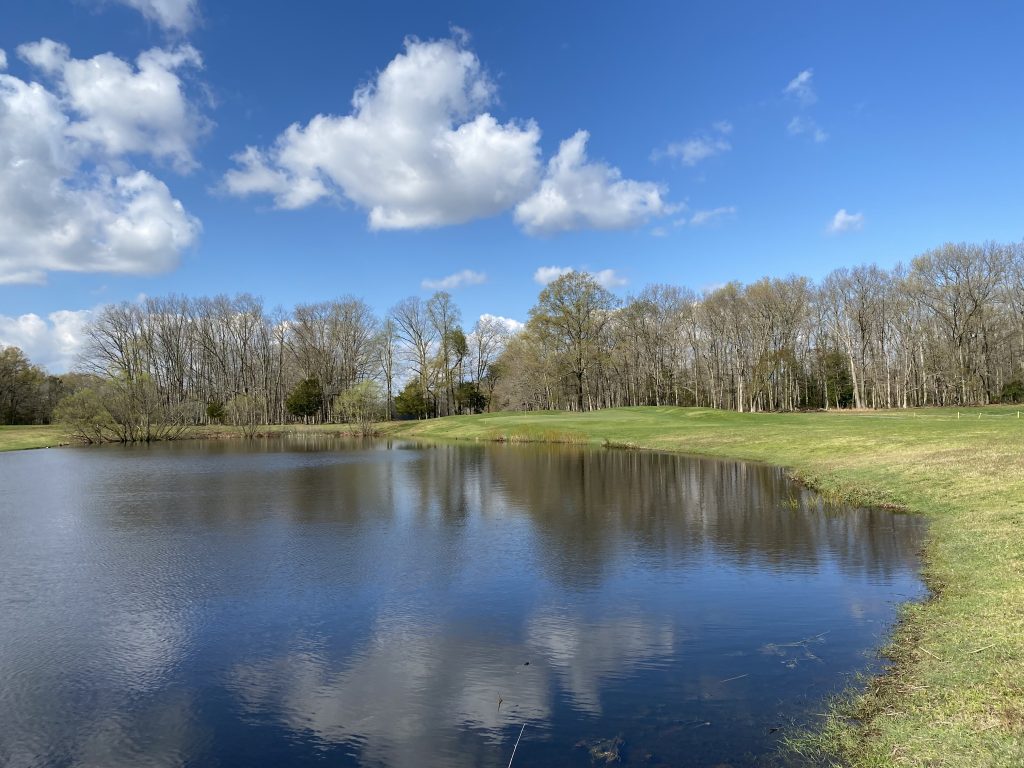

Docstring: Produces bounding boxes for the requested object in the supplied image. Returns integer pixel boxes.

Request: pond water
[0,439,926,767]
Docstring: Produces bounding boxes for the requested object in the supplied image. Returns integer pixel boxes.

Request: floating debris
[759,631,828,667]
[575,735,625,765]
[718,673,749,684]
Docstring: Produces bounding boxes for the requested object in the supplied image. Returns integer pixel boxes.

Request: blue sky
[3,1,1024,369]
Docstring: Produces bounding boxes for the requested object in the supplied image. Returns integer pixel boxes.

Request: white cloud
[17,38,67,72]
[533,265,574,285]
[18,39,208,171]
[663,136,730,166]
[515,131,670,234]
[421,269,486,291]
[784,70,827,142]
[109,0,199,33]
[479,313,523,333]
[787,116,828,143]
[0,49,7,71]
[689,206,737,226]
[0,308,95,372]
[592,268,628,289]
[223,145,329,210]
[784,69,816,105]
[827,208,864,234]
[532,265,626,289]
[224,36,542,230]
[656,121,732,166]
[0,43,201,284]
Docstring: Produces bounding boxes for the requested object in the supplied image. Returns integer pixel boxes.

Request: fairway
[388,406,1024,766]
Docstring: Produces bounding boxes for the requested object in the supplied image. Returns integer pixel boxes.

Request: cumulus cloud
[689,206,737,226]
[478,313,524,333]
[0,308,95,372]
[226,35,669,236]
[109,0,199,33]
[655,121,732,166]
[827,208,864,234]
[0,56,201,284]
[533,266,626,289]
[17,39,208,171]
[515,131,670,234]
[224,36,542,229]
[592,268,628,289]
[17,38,67,72]
[533,265,574,285]
[787,116,828,143]
[421,269,486,291]
[784,69,816,105]
[0,49,7,71]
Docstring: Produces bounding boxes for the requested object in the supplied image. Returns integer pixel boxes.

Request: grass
[0,424,71,451]
[0,422,376,452]
[385,406,1024,766]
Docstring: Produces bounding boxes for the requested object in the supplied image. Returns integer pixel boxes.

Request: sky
[3,0,1024,370]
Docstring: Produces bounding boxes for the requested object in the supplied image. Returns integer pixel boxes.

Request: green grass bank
[0,424,70,451]
[386,406,1024,767]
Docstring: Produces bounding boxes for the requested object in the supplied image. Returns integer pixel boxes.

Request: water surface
[0,439,926,767]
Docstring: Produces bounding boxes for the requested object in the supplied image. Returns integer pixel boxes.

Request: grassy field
[386,406,1024,767]
[0,424,71,451]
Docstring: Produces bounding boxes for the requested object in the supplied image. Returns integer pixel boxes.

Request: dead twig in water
[719,673,750,683]
[507,723,526,768]
[770,631,831,649]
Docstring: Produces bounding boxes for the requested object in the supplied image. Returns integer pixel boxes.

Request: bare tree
[391,296,438,414]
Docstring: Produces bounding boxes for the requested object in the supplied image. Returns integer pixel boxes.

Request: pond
[0,439,926,767]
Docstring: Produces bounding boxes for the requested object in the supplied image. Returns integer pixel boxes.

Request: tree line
[3,240,1023,437]
[39,292,511,440]
[0,346,76,425]
[497,241,1024,412]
